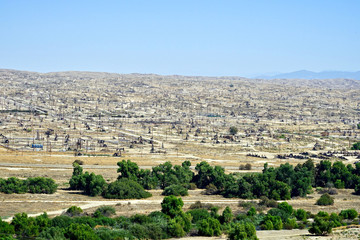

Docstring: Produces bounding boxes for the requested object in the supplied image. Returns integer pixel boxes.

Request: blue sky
[0,0,359,77]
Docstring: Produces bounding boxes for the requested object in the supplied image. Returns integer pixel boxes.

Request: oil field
[0,69,360,239]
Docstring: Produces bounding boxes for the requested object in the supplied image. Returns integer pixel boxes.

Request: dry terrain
[1,69,360,239]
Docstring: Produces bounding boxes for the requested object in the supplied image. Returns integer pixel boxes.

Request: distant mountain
[258,70,360,80]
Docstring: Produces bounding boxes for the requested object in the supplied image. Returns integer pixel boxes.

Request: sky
[0,0,359,77]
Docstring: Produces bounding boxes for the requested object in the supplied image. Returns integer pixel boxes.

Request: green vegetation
[316,193,334,206]
[3,199,360,239]
[229,126,238,135]
[103,179,152,199]
[162,184,188,196]
[351,141,360,150]
[69,162,151,199]
[67,158,360,203]
[0,177,57,194]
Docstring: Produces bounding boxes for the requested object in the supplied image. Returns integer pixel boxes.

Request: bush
[316,193,334,206]
[351,142,360,150]
[247,207,257,217]
[187,209,210,224]
[103,179,151,199]
[73,159,84,165]
[339,209,358,220]
[228,222,258,240]
[0,218,15,236]
[188,183,197,190]
[65,223,98,240]
[284,218,298,230]
[204,183,218,195]
[0,177,28,194]
[229,126,238,135]
[162,184,188,196]
[189,201,214,210]
[309,216,334,236]
[26,177,58,194]
[295,209,307,221]
[197,217,221,236]
[65,206,83,217]
[93,206,116,218]
[37,227,65,240]
[84,173,107,197]
[259,196,278,208]
[239,163,252,170]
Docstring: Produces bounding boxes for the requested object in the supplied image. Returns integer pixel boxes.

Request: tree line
[1,196,359,239]
[0,177,57,194]
[82,159,360,200]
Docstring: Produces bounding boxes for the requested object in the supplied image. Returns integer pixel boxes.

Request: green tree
[228,222,258,240]
[221,206,233,224]
[309,216,334,236]
[1,177,28,194]
[117,160,140,181]
[37,227,66,240]
[161,195,184,218]
[295,209,307,221]
[11,213,39,238]
[315,160,332,187]
[65,223,99,240]
[84,173,107,196]
[247,207,257,217]
[0,218,15,237]
[187,209,210,224]
[198,217,221,236]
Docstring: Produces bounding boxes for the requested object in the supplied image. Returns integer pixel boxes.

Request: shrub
[65,223,98,240]
[73,159,84,165]
[204,183,218,195]
[295,209,307,221]
[351,142,360,150]
[84,173,107,197]
[0,218,15,236]
[259,196,278,208]
[316,193,334,206]
[247,207,257,217]
[65,206,83,217]
[239,163,252,170]
[188,183,197,190]
[284,218,298,230]
[229,126,238,135]
[339,209,358,220]
[309,216,334,236]
[37,227,65,240]
[26,177,58,194]
[162,184,188,196]
[189,201,214,210]
[0,177,28,194]
[103,179,152,199]
[228,222,258,240]
[197,217,221,236]
[187,209,210,224]
[93,206,116,218]
[220,206,233,224]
